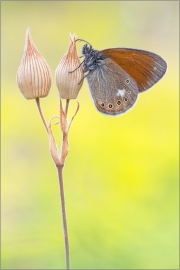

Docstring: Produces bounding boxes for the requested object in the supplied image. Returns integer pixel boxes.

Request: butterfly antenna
[76,39,92,47]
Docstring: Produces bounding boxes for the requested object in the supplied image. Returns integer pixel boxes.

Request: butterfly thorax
[81,44,106,73]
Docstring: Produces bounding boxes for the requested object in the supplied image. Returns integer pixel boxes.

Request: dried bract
[55,34,84,99]
[16,27,52,99]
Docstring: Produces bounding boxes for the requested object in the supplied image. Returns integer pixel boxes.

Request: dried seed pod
[55,34,84,99]
[16,27,52,99]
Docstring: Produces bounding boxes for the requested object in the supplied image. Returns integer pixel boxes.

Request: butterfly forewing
[101,48,167,92]
[86,58,139,115]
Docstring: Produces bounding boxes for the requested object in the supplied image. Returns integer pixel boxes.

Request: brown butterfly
[76,39,167,116]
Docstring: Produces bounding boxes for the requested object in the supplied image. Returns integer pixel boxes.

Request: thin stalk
[57,99,72,269]
[46,99,79,269]
[35,98,48,133]
[57,164,70,270]
[65,99,70,115]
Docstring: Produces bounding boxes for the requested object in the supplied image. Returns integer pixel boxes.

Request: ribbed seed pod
[55,34,84,99]
[16,27,52,99]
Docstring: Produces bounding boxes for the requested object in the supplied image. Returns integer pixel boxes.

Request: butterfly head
[78,41,106,73]
[81,43,94,57]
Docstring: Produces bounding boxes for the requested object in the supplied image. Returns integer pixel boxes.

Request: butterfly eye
[108,104,113,109]
[124,98,128,102]
[117,100,121,106]
[125,79,130,84]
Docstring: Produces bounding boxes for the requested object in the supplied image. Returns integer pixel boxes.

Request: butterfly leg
[78,70,92,85]
[69,60,85,73]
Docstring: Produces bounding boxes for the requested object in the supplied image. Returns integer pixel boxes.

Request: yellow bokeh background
[1,1,179,269]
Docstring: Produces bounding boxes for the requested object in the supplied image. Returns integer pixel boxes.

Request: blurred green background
[1,1,179,269]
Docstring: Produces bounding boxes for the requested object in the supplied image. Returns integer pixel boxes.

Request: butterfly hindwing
[86,58,139,115]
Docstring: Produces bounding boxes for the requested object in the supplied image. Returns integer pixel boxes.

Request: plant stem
[56,99,72,270]
[57,164,70,270]
[65,99,70,115]
[35,98,48,133]
[46,99,79,269]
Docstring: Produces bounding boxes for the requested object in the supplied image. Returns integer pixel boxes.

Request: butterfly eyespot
[127,90,131,94]
[153,67,157,71]
[117,100,121,106]
[101,102,105,107]
[108,104,113,109]
[124,98,128,102]
[125,79,130,84]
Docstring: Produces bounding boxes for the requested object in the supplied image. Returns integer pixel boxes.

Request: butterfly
[76,39,167,116]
